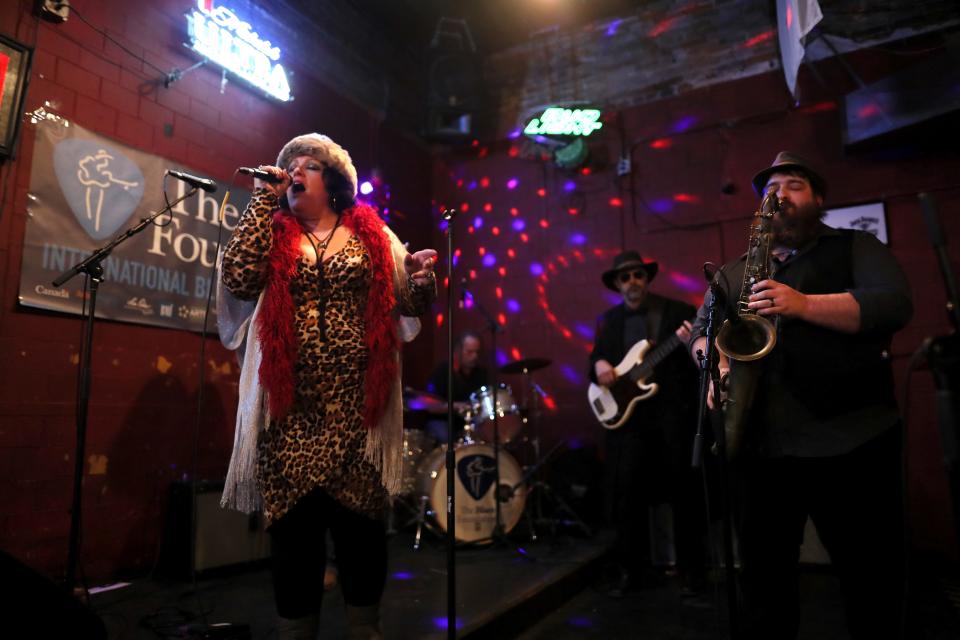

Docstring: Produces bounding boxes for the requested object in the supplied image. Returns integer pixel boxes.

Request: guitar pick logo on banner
[53,139,145,241]
[457,454,497,501]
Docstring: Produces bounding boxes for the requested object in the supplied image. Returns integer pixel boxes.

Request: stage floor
[91,528,612,639]
[89,529,960,639]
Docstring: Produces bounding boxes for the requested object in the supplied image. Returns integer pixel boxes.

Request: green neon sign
[524,107,603,137]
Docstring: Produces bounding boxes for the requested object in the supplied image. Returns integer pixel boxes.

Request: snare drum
[415,442,526,543]
[469,384,524,443]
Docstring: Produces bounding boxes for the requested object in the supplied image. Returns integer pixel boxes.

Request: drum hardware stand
[459,281,508,544]
[52,186,199,597]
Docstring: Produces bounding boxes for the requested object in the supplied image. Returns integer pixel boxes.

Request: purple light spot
[668,270,702,292]
[563,180,576,192]
[529,262,544,276]
[432,617,464,630]
[672,115,698,133]
[508,128,522,139]
[512,219,526,232]
[438,219,449,231]
[649,198,674,213]
[467,180,478,191]
[569,233,586,245]
[605,18,623,36]
[507,178,519,190]
[506,299,521,313]
[605,291,622,305]
[392,571,415,580]
[567,616,594,629]
[482,254,497,267]
[575,323,594,339]
[560,364,581,383]
[534,135,548,144]
[567,437,584,450]
[452,254,460,267]
[496,350,509,366]
[473,216,484,229]
[464,292,474,309]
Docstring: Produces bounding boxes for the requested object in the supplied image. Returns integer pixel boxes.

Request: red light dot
[580,167,592,176]
[507,248,516,258]
[508,147,519,157]
[480,177,490,188]
[609,197,623,207]
[539,219,549,229]
[443,277,449,287]
[436,313,444,327]
[461,203,470,212]
[454,249,462,257]
[498,267,507,277]
[478,246,486,256]
[469,270,477,279]
[468,226,475,234]
[495,287,503,299]
[568,208,579,215]
[520,233,529,243]
[511,347,522,360]
[483,203,492,212]
[562,328,572,339]
[478,147,488,158]
[537,188,546,197]
[544,396,557,410]
[649,138,673,149]
[509,208,519,216]
[492,227,501,236]
[456,179,464,187]
[498,313,507,325]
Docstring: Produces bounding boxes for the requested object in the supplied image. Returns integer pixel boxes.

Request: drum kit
[397,356,590,547]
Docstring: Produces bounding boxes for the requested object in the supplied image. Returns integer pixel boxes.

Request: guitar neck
[627,333,682,381]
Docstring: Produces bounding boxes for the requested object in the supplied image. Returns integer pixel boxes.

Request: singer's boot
[276,613,319,640]
[345,604,383,640]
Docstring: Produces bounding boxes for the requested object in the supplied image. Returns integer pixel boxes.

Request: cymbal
[500,357,552,374]
[403,386,447,412]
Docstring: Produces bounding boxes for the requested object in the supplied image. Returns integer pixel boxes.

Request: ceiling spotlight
[359,180,374,195]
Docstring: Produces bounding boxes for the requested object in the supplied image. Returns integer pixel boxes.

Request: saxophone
[714,190,780,458]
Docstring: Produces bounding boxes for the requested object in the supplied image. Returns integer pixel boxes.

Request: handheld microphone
[238,167,284,184]
[166,169,217,193]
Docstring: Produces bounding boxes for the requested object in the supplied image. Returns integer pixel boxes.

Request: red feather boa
[258,204,398,428]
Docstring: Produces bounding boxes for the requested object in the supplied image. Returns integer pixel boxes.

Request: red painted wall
[431,39,960,559]
[0,0,435,579]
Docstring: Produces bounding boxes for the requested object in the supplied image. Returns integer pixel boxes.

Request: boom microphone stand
[442,208,458,639]
[53,186,200,596]
[693,264,739,638]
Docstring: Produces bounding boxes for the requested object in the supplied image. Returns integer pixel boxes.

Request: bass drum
[416,443,526,543]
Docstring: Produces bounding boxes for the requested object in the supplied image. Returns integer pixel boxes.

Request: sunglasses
[617,269,647,284]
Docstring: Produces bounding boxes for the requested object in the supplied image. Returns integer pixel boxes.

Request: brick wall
[0,0,435,579]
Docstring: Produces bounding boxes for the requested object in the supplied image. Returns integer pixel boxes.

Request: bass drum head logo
[457,454,496,501]
[53,139,145,240]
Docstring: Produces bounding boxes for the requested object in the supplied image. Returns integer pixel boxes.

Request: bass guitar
[587,332,685,429]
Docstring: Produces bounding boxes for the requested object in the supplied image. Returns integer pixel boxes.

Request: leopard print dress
[222,189,433,524]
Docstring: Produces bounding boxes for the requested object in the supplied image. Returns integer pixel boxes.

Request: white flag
[777,0,823,97]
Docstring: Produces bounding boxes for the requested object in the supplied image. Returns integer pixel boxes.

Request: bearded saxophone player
[688,152,912,640]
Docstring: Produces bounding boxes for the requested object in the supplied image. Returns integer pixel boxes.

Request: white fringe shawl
[217,227,422,514]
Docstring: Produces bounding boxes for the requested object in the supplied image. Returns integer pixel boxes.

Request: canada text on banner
[18,119,251,332]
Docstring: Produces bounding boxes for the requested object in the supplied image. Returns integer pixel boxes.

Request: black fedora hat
[751,151,828,197]
[602,250,659,291]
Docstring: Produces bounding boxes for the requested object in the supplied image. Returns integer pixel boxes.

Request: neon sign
[186,0,292,101]
[524,107,603,137]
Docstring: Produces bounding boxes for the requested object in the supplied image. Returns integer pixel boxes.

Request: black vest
[760,230,897,419]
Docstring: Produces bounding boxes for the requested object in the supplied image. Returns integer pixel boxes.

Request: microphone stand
[693,265,739,638]
[918,193,960,553]
[53,187,199,596]
[442,209,458,639]
[460,283,505,542]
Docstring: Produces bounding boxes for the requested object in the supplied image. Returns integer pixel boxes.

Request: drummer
[424,331,490,443]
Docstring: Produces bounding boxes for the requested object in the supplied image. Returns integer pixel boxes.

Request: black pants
[268,487,387,619]
[605,417,707,577]
[738,426,904,639]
